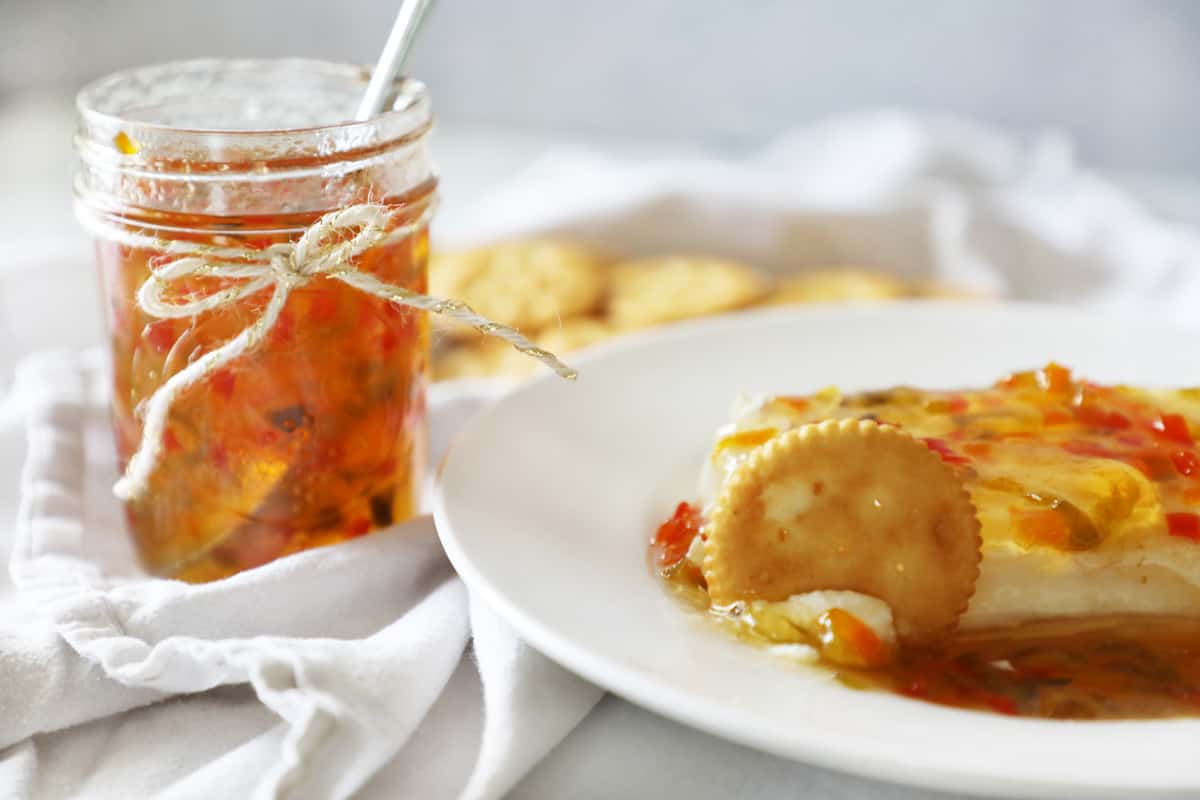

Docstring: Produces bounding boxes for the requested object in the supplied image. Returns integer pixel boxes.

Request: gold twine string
[77,202,576,501]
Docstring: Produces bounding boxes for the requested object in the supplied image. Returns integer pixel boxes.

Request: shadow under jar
[74,59,437,581]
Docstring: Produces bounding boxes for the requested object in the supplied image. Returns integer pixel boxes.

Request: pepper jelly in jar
[74,60,436,581]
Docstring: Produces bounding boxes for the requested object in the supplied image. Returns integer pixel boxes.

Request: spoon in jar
[355,0,437,120]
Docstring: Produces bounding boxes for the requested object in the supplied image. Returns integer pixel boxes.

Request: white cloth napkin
[5,111,1200,800]
[0,350,601,799]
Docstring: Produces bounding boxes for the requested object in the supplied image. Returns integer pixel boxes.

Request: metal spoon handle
[355,0,436,121]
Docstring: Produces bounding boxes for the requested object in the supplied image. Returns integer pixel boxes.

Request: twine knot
[111,202,575,501]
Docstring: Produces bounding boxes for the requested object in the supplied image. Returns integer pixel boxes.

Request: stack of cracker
[430,239,984,381]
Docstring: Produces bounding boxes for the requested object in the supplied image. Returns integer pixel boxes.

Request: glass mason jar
[74,59,437,581]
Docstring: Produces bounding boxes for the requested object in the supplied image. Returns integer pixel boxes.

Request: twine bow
[112,203,575,501]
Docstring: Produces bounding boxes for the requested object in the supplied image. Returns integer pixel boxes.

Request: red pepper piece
[1171,450,1200,478]
[653,502,702,567]
[1073,403,1131,430]
[144,319,176,354]
[1153,413,1194,446]
[1106,411,1132,429]
[817,608,890,668]
[921,437,970,465]
[1167,512,1200,541]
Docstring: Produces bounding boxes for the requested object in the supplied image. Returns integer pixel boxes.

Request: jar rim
[74,59,437,229]
[76,58,429,138]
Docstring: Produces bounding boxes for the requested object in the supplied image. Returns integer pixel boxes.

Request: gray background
[1,0,1198,174]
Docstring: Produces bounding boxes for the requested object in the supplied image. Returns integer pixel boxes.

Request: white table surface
[4,95,1199,799]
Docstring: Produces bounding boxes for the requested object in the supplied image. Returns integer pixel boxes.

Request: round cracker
[703,418,981,642]
[429,240,609,336]
[763,269,908,305]
[608,256,766,329]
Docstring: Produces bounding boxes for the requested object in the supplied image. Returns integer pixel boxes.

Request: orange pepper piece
[817,608,891,668]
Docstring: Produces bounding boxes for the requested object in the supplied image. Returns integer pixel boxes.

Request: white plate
[434,304,1200,799]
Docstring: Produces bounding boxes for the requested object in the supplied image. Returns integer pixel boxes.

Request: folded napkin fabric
[2,350,601,800]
